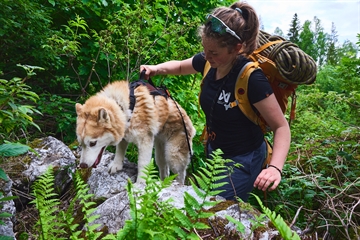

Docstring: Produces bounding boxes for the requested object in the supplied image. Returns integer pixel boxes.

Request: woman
[140,2,290,202]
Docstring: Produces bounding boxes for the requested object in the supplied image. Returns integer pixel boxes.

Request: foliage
[266,126,360,239]
[30,167,66,239]
[261,83,360,238]
[287,13,301,44]
[0,0,231,143]
[252,194,301,240]
[0,0,56,78]
[0,141,30,238]
[0,142,31,157]
[0,65,42,142]
[30,167,101,240]
[298,20,317,61]
[36,94,77,143]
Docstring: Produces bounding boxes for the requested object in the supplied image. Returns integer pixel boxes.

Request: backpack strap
[198,61,212,116]
[227,62,264,128]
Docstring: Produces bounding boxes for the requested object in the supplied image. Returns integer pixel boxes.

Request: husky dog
[75,80,196,184]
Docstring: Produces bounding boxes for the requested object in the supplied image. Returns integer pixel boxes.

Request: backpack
[199,30,317,164]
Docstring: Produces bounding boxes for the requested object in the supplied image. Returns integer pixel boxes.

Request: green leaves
[29,166,102,240]
[252,194,301,240]
[0,142,30,157]
[30,167,66,240]
[0,67,42,139]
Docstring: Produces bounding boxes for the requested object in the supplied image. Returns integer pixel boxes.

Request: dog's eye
[89,141,97,147]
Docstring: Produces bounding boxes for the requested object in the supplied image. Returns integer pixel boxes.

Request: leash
[139,71,195,173]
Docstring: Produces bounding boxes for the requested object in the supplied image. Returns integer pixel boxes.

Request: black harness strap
[129,80,168,111]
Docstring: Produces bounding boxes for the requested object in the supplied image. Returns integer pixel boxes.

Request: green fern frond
[193,172,210,189]
[173,209,193,229]
[72,170,102,240]
[30,166,66,240]
[193,221,210,230]
[184,192,201,210]
[190,181,207,199]
[251,193,301,240]
[172,226,188,239]
[226,215,245,233]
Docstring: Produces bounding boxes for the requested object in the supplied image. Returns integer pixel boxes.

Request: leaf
[0,169,8,181]
[0,143,30,157]
[47,0,55,6]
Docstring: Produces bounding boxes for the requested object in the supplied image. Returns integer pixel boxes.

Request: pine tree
[274,27,285,39]
[313,16,327,67]
[298,20,316,60]
[287,13,301,44]
[327,22,339,65]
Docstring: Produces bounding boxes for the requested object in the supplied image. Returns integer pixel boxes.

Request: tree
[326,22,339,65]
[274,27,285,39]
[287,13,301,44]
[338,40,358,60]
[0,0,56,79]
[313,16,327,67]
[298,20,317,61]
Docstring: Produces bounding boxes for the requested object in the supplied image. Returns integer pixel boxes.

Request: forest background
[0,0,359,239]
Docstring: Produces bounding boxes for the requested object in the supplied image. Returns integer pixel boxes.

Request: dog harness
[128,80,169,111]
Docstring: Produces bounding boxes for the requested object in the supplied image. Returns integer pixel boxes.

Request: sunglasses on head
[206,14,242,42]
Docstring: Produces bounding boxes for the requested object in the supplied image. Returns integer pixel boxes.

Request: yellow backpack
[199,30,317,163]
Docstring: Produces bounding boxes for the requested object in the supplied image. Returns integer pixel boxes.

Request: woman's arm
[140,57,197,78]
[252,93,291,191]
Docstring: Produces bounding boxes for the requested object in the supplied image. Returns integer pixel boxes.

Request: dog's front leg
[109,139,128,174]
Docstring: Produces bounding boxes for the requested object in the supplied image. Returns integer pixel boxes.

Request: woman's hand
[140,65,158,79]
[253,166,282,191]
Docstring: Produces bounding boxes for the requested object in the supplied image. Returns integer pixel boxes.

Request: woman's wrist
[267,164,282,176]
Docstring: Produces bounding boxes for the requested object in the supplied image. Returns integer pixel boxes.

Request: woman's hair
[199,2,259,56]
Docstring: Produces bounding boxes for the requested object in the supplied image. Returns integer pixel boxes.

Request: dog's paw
[108,161,123,174]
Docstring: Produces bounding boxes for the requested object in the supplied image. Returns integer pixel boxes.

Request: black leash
[139,70,194,173]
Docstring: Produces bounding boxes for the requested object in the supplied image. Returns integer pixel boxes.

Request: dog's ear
[98,108,109,123]
[75,103,83,115]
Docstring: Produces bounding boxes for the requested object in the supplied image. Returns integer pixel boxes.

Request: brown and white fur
[75,80,196,184]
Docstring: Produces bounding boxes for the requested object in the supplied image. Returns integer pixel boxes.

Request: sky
[245,0,360,45]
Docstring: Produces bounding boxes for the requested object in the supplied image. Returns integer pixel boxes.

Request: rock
[0,177,16,238]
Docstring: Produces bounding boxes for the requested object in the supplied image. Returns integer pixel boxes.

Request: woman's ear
[236,43,243,52]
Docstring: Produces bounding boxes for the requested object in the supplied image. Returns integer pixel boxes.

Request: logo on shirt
[219,90,230,102]
[218,90,232,110]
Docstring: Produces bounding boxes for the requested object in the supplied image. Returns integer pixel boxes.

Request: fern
[31,166,103,240]
[107,157,231,240]
[71,170,102,240]
[251,193,301,240]
[107,151,240,239]
[30,167,66,240]
[184,149,230,220]
[110,159,183,240]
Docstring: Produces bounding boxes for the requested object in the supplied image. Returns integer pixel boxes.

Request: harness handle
[140,70,146,80]
[140,70,156,87]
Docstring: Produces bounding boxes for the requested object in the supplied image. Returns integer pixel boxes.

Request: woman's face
[202,37,239,69]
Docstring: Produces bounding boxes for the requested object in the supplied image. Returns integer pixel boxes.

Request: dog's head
[75,95,127,168]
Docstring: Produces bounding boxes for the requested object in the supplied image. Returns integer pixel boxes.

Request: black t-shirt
[193,53,273,157]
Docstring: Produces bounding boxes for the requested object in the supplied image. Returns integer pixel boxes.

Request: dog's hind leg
[154,137,169,180]
[135,136,155,183]
[165,133,192,185]
[109,139,128,174]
